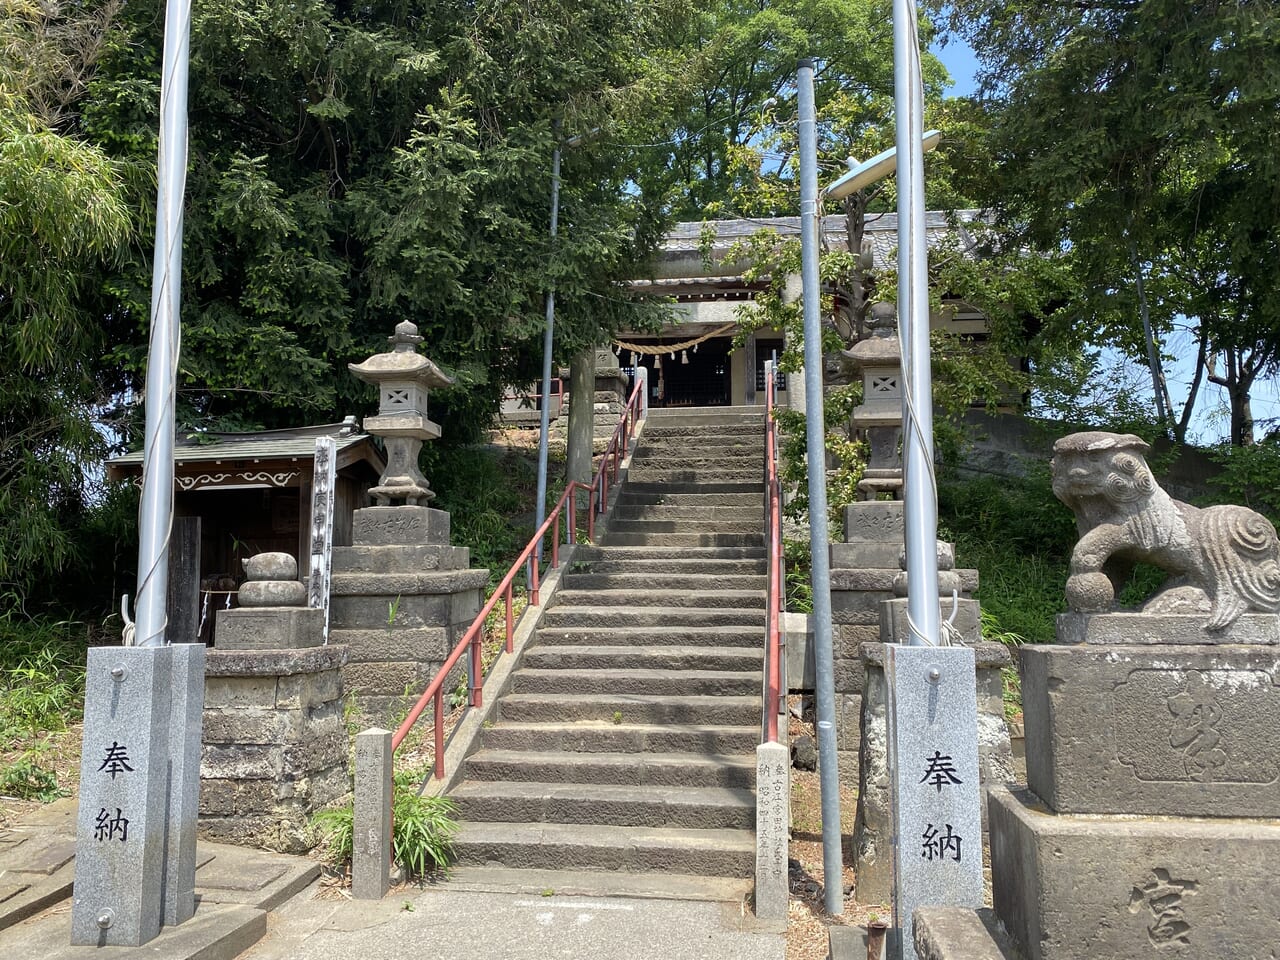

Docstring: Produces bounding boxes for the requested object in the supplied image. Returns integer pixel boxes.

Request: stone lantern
[846,301,904,500]
[349,320,453,505]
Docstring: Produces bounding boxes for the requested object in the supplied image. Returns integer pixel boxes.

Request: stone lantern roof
[348,321,454,389]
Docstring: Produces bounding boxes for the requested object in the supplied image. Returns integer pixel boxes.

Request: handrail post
[433,688,445,779]
[552,514,560,568]
[504,583,514,653]
[568,487,576,544]
[530,553,541,606]
[588,486,596,542]
[470,632,483,707]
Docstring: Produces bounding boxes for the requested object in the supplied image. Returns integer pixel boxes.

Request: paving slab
[238,886,783,960]
[0,899,265,960]
[0,830,77,930]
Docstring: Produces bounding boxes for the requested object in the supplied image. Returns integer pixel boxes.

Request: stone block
[1021,643,1280,817]
[843,501,904,542]
[990,783,1280,960]
[204,645,348,679]
[238,579,307,608]
[352,506,450,546]
[198,779,278,818]
[892,568,979,597]
[332,543,471,574]
[836,624,880,660]
[329,569,489,598]
[329,627,451,663]
[201,744,283,781]
[831,590,894,621]
[913,907,1019,960]
[276,668,342,711]
[754,741,789,920]
[833,655,866,694]
[353,729,393,901]
[203,676,278,710]
[880,598,983,645]
[831,540,902,570]
[342,659,430,699]
[1056,611,1280,646]
[783,612,813,690]
[330,593,452,630]
[835,693,863,744]
[215,607,322,650]
[830,569,899,592]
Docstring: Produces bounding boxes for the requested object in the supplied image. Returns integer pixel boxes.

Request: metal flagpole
[797,58,845,917]
[533,137,561,567]
[892,0,940,647]
[134,0,193,648]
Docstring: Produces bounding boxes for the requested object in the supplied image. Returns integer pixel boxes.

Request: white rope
[613,323,736,356]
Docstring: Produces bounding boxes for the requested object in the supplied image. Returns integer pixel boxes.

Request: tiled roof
[108,423,373,467]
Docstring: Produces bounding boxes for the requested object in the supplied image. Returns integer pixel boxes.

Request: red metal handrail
[763,366,785,743]
[391,377,647,776]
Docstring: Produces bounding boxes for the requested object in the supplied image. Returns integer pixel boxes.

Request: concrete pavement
[239,884,785,960]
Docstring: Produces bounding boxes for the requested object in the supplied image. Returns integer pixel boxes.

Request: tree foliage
[933,0,1280,444]
[0,0,132,606]
[83,0,681,439]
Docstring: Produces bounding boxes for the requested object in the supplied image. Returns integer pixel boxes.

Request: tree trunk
[565,348,596,484]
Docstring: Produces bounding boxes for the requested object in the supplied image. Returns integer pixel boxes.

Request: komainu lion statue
[1051,431,1280,630]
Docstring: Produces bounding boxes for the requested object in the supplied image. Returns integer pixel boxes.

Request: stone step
[534,624,764,648]
[463,749,756,788]
[450,780,756,829]
[451,821,754,878]
[522,644,762,672]
[614,505,763,522]
[572,545,766,561]
[604,519,761,535]
[572,558,766,576]
[538,606,765,628]
[619,480,763,495]
[552,589,764,609]
[646,407,765,423]
[601,532,763,547]
[625,468,763,484]
[629,442,757,460]
[616,491,763,507]
[511,667,760,697]
[497,692,759,725]
[442,865,752,902]
[478,721,759,755]
[560,573,766,592]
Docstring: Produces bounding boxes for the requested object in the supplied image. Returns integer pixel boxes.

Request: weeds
[0,611,88,748]
[311,778,459,880]
[0,751,65,801]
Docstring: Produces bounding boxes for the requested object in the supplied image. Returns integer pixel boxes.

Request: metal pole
[797,58,844,917]
[534,135,562,565]
[134,0,192,648]
[892,0,939,647]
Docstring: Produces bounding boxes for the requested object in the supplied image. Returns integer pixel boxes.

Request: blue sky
[930,35,980,98]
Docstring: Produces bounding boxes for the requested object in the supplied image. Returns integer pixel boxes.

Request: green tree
[933,0,1280,445]
[84,0,680,440]
[0,0,133,607]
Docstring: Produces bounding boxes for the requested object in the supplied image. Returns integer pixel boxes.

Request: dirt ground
[785,701,887,960]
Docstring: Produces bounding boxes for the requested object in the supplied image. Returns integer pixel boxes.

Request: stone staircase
[447,406,768,892]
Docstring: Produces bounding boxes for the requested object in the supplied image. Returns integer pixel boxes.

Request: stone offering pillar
[200,553,349,853]
[72,631,204,946]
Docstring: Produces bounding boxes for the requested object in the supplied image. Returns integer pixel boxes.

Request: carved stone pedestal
[200,645,349,854]
[917,630,1280,960]
[329,505,488,721]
